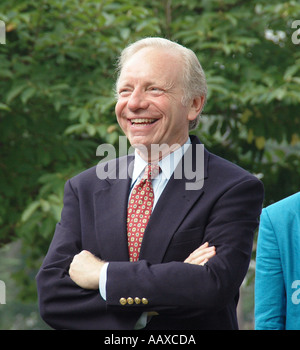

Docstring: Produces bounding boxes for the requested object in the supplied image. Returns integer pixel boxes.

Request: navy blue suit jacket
[36,135,264,329]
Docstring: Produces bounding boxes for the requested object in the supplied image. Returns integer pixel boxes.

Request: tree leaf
[6,84,27,104]
[21,87,36,104]
[21,201,40,222]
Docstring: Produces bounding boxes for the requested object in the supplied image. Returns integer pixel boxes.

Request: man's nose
[127,90,149,111]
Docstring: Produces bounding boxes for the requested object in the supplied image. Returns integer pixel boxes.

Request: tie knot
[143,163,160,180]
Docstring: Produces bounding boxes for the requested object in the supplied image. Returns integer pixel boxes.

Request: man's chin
[132,141,179,163]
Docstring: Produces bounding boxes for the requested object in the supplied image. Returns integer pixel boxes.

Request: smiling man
[115,45,204,161]
[36,38,264,330]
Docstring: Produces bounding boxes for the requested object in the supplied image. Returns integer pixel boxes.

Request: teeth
[131,118,156,124]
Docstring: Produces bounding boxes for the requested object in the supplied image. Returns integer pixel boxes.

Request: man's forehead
[119,47,182,82]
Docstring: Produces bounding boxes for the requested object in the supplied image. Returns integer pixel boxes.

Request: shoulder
[190,134,262,186]
[267,191,300,210]
[200,149,264,221]
[263,192,300,222]
[206,150,263,193]
[258,192,300,246]
[209,152,255,178]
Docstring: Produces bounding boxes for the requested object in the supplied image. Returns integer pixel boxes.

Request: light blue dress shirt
[99,138,191,328]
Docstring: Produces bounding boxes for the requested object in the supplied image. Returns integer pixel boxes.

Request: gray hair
[116,37,207,130]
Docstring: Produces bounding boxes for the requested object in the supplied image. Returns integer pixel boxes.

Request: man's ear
[187,96,205,121]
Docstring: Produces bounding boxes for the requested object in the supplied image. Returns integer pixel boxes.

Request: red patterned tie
[127,163,160,262]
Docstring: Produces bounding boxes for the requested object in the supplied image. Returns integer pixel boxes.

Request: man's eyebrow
[117,79,175,90]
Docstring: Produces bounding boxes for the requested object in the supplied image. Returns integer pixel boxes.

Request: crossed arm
[36,167,264,330]
[69,242,216,290]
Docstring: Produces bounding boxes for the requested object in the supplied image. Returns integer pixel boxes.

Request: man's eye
[119,89,131,96]
[148,87,163,94]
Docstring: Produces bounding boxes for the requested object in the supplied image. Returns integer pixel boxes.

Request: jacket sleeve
[255,208,286,330]
[106,178,264,315]
[36,179,139,330]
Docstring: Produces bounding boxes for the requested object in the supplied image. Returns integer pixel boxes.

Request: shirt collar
[131,137,191,183]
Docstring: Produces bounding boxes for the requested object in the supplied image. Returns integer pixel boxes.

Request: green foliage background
[0,0,300,329]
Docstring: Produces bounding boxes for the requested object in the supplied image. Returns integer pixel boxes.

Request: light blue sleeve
[255,209,286,330]
[99,262,109,300]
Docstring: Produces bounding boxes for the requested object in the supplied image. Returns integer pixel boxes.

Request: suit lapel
[93,137,209,264]
[139,137,209,264]
[94,155,134,261]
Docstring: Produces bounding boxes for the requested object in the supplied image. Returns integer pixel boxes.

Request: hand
[69,250,105,290]
[184,242,216,266]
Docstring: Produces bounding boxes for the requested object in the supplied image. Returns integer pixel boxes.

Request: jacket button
[127,297,134,305]
[134,297,141,304]
[142,298,148,305]
[119,297,127,305]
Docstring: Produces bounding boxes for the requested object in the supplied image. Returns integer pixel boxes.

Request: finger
[200,258,208,266]
[186,246,215,262]
[185,248,216,265]
[190,243,215,257]
[193,249,216,264]
[193,242,209,252]
[200,242,209,248]
[79,250,90,256]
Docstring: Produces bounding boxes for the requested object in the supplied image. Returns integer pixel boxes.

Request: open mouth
[130,118,158,126]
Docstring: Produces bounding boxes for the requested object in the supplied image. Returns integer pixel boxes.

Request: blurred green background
[1,0,300,329]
